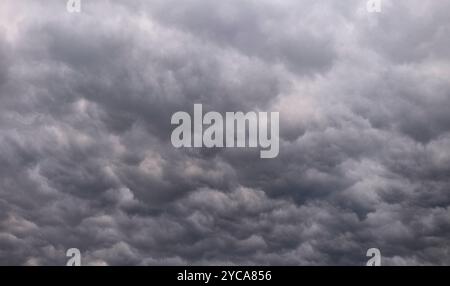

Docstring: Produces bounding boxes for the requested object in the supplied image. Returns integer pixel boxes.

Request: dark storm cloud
[360,1,450,63]
[0,38,10,86]
[140,0,337,75]
[0,0,449,265]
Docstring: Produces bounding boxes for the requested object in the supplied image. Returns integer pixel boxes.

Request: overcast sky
[0,0,449,265]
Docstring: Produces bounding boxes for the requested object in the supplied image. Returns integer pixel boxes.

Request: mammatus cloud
[0,0,449,265]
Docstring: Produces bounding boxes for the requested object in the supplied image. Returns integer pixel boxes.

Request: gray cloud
[0,0,449,265]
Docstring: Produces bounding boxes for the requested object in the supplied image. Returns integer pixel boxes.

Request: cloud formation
[0,0,449,265]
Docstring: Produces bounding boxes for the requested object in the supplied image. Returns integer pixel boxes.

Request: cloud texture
[0,0,449,265]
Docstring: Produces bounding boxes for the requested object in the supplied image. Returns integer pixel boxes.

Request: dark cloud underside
[0,0,449,265]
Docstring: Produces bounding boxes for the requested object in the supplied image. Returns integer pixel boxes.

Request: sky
[0,0,449,266]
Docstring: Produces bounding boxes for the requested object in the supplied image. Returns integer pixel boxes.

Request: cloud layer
[0,0,449,265]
